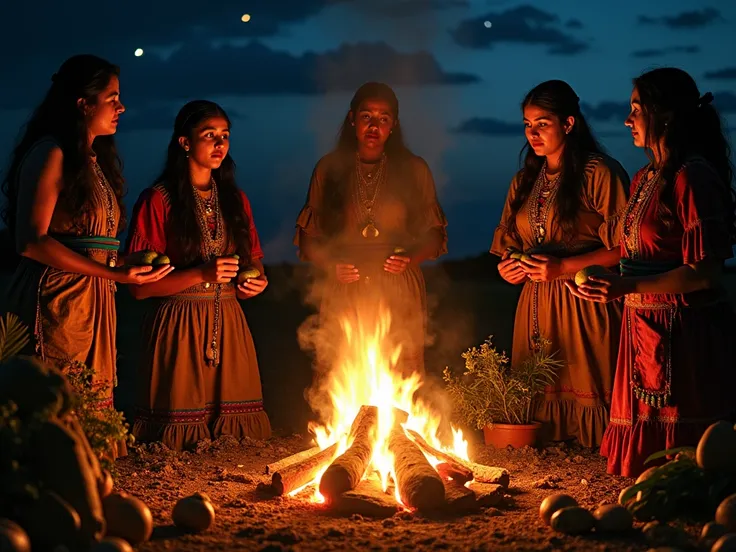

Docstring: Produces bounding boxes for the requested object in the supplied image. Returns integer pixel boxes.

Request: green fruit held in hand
[151,255,171,266]
[237,267,261,284]
[232,254,240,260]
[509,251,524,260]
[393,247,407,255]
[127,250,159,266]
[574,265,610,286]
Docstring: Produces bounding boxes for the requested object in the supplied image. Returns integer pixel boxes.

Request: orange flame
[295,302,469,504]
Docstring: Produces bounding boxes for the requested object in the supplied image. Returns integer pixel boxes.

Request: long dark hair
[155,100,252,266]
[1,54,125,236]
[321,82,420,237]
[507,80,603,243]
[634,67,735,239]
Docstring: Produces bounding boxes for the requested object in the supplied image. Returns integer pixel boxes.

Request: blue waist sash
[54,234,120,252]
[619,258,681,277]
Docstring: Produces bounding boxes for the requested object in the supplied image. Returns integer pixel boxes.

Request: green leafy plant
[443,336,563,427]
[619,447,736,522]
[0,312,30,363]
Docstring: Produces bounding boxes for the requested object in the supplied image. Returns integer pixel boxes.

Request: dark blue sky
[1,1,734,260]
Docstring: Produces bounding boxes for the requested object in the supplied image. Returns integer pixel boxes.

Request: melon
[237,267,261,284]
[151,255,171,266]
[125,250,158,266]
[574,265,610,286]
[696,421,736,473]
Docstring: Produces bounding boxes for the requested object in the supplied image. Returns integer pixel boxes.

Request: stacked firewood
[259,405,510,517]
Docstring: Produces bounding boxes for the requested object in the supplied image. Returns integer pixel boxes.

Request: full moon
[241,14,251,22]
[134,48,144,57]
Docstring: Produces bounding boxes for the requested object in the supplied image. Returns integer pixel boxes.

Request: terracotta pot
[482,421,543,449]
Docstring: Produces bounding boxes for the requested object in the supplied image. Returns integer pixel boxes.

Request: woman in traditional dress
[125,100,271,451]
[568,68,736,477]
[294,82,447,377]
[491,80,630,448]
[0,55,171,458]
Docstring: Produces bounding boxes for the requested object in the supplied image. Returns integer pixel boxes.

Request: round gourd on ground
[539,494,578,525]
[21,490,82,549]
[574,265,610,286]
[549,506,595,535]
[702,522,727,541]
[716,494,736,532]
[0,519,31,552]
[696,420,736,473]
[636,466,660,484]
[712,534,736,552]
[172,493,215,532]
[102,492,153,545]
[593,504,633,533]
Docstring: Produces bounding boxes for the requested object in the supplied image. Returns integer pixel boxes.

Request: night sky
[1,1,734,261]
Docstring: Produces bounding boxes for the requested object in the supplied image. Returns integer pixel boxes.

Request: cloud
[566,19,583,29]
[450,5,589,55]
[638,7,723,29]
[631,45,700,58]
[0,41,480,109]
[453,117,520,136]
[704,67,736,80]
[358,0,470,18]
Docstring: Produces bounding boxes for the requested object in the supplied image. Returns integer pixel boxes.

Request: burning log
[405,429,509,488]
[265,446,321,476]
[319,406,379,500]
[467,482,504,507]
[388,426,445,511]
[441,480,477,512]
[331,476,399,518]
[270,442,339,496]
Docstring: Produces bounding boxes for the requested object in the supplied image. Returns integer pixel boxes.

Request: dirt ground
[114,433,708,552]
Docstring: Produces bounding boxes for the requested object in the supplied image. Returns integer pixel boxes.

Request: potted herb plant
[443,336,562,448]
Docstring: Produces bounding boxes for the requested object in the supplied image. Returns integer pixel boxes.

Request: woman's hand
[384,255,411,275]
[498,258,528,285]
[200,256,239,284]
[238,276,268,298]
[564,273,631,303]
[112,264,173,284]
[336,263,360,284]
[521,254,563,282]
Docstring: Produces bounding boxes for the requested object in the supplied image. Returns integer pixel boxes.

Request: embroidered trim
[625,304,676,408]
[136,400,265,425]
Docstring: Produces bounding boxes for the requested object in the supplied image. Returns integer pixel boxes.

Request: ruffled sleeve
[490,172,524,257]
[412,156,448,259]
[675,160,734,264]
[293,159,327,260]
[584,155,630,250]
[124,187,168,256]
[240,190,264,260]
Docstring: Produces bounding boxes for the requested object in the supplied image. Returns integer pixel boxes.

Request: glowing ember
[297,302,470,506]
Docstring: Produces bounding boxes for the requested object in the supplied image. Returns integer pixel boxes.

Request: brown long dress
[294,152,447,377]
[125,185,271,451]
[490,154,630,447]
[2,138,126,457]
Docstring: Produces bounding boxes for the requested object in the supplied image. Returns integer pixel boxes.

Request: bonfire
[258,303,509,517]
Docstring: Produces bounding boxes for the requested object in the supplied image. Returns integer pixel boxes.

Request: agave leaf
[0,313,30,362]
[644,446,695,464]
